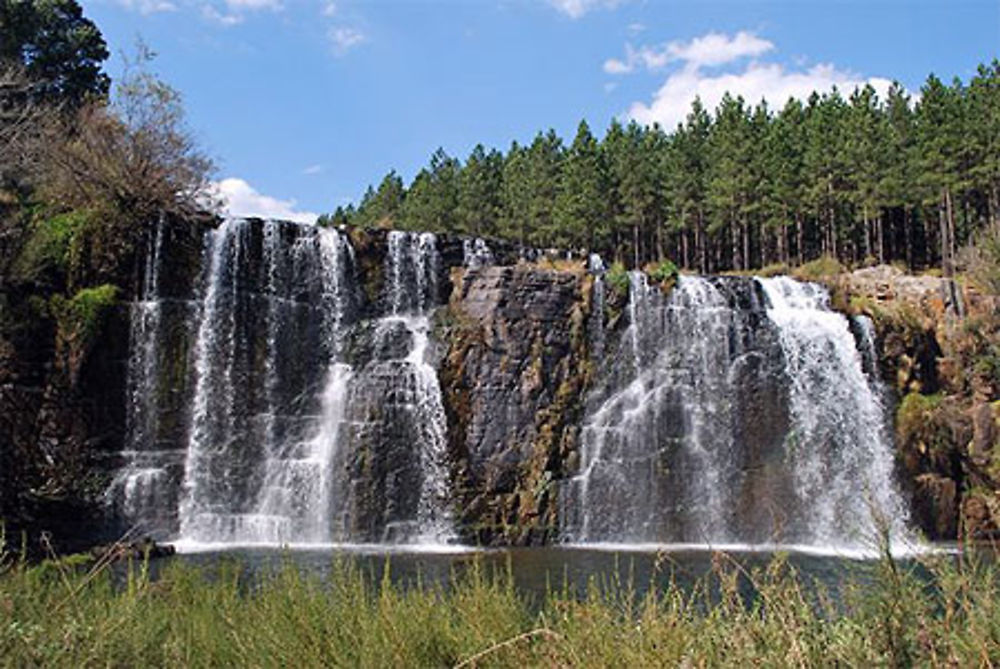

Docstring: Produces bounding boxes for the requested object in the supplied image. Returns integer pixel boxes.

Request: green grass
[1,541,999,667]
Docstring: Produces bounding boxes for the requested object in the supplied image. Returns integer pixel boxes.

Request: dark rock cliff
[438,264,591,546]
[3,218,970,551]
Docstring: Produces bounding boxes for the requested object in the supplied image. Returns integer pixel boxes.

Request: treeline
[322,62,1000,275]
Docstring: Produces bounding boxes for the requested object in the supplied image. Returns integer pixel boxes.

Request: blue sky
[84,0,999,222]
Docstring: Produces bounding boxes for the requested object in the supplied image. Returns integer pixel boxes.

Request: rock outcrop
[831,264,1000,540]
[439,264,591,545]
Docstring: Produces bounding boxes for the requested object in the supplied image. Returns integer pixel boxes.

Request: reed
[1,541,997,667]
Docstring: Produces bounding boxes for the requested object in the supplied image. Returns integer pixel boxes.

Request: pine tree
[554,120,610,251]
[707,93,752,271]
[399,148,459,233]
[356,170,405,228]
[525,130,564,247]
[499,141,532,246]
[457,144,503,237]
[915,74,962,275]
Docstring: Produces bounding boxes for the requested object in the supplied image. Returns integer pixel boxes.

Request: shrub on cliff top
[792,255,844,281]
[606,260,629,294]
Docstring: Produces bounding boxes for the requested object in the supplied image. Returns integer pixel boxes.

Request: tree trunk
[904,206,913,270]
[682,225,690,270]
[796,212,804,266]
[632,223,640,269]
[863,205,871,262]
[877,213,885,265]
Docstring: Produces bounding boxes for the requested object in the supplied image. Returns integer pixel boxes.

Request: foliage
[37,44,215,222]
[605,260,629,294]
[647,258,678,284]
[792,255,844,281]
[9,208,90,287]
[0,0,109,108]
[960,224,1000,295]
[49,282,117,345]
[327,60,1000,279]
[1,545,999,666]
[896,392,954,459]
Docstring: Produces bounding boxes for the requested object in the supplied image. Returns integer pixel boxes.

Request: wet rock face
[0,214,211,552]
[439,265,590,546]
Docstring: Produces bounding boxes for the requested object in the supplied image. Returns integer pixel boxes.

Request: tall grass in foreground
[1,544,998,667]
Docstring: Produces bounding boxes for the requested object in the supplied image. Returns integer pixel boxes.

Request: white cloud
[201,5,241,24]
[114,0,177,14]
[224,0,281,10]
[302,164,325,175]
[322,1,337,17]
[328,26,366,55]
[628,60,893,129]
[199,0,280,25]
[604,31,773,75]
[667,31,773,68]
[611,30,893,129]
[626,22,645,35]
[548,0,627,19]
[212,178,318,224]
[604,43,669,74]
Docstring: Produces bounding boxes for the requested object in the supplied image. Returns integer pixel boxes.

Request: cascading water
[112,217,911,553]
[177,219,357,544]
[563,274,750,545]
[462,237,495,270]
[563,273,911,552]
[343,231,454,543]
[106,217,179,537]
[757,277,909,548]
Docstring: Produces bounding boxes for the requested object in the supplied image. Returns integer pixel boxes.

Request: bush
[896,392,955,465]
[960,226,1000,295]
[50,283,118,345]
[647,259,678,284]
[606,260,629,293]
[9,209,91,287]
[792,255,844,281]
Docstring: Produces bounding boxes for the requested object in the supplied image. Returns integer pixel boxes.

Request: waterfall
[587,254,606,363]
[463,237,495,270]
[563,274,911,552]
[344,230,454,543]
[757,277,909,548]
[563,275,745,544]
[177,219,356,545]
[112,218,911,553]
[105,218,180,539]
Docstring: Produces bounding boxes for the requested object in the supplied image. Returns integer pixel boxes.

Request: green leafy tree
[0,0,109,107]
[845,84,889,263]
[707,93,753,271]
[763,98,805,265]
[525,130,563,247]
[499,140,531,245]
[966,61,1000,230]
[915,74,963,275]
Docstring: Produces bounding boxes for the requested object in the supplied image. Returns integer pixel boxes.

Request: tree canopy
[325,61,1000,277]
[0,0,110,108]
